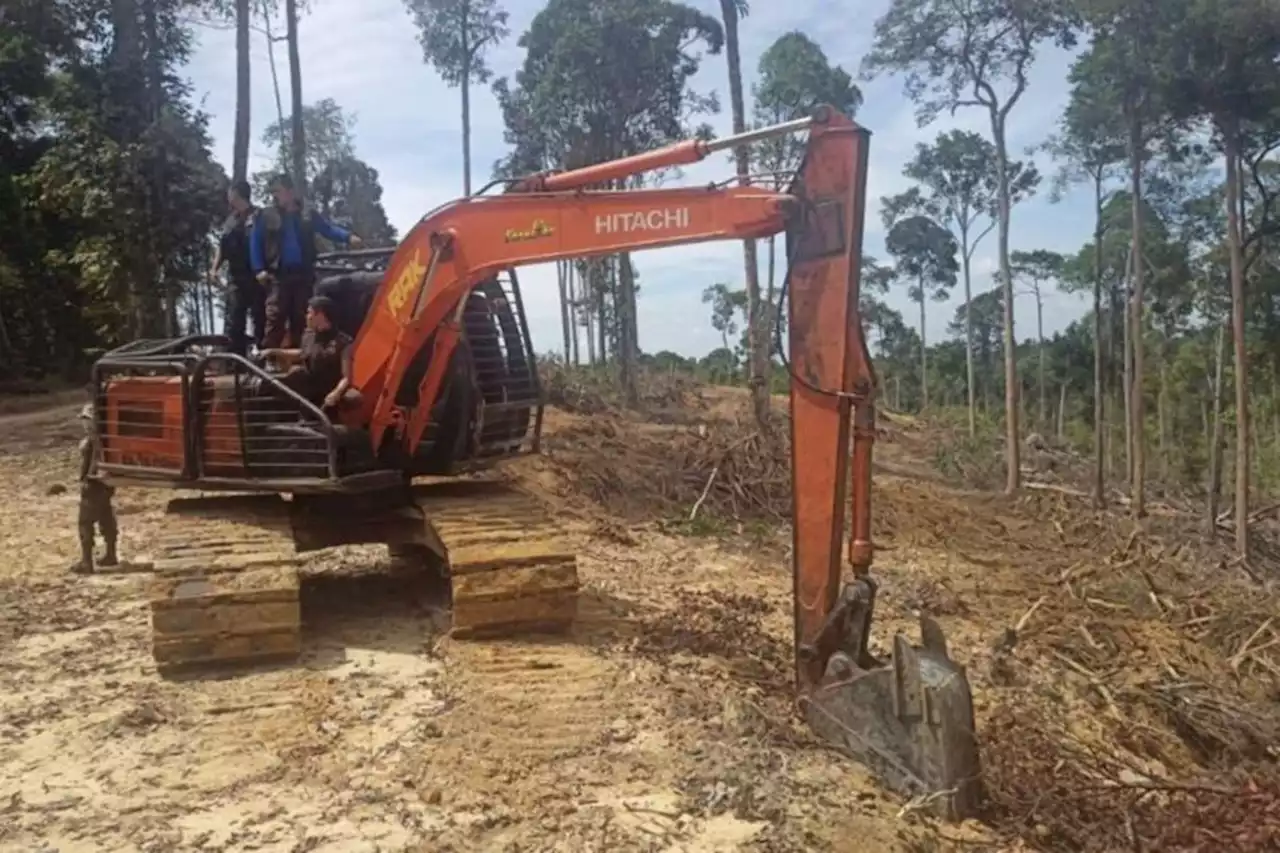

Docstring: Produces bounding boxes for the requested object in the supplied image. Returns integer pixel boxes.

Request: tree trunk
[1158,338,1169,483]
[1036,285,1046,431]
[261,0,288,164]
[1128,120,1146,517]
[460,3,472,196]
[1122,254,1133,485]
[567,263,580,365]
[962,238,976,437]
[1224,131,1250,558]
[991,112,1020,493]
[596,260,607,363]
[233,0,251,184]
[1206,319,1227,539]
[1092,178,1106,508]
[1057,382,1067,440]
[720,0,766,426]
[918,285,928,411]
[285,0,305,193]
[617,253,639,406]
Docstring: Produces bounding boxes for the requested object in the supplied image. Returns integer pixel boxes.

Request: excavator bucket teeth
[802,615,982,821]
[413,481,579,639]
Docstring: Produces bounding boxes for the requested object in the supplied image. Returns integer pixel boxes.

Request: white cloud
[184,0,1095,359]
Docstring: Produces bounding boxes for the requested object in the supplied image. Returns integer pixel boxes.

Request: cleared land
[1,380,1276,852]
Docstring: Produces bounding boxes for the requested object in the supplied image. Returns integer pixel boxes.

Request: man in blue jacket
[250,173,363,348]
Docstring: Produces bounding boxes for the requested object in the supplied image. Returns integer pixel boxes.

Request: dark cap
[307,295,336,321]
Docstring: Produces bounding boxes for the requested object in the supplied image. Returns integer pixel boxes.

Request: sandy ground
[0,399,980,853]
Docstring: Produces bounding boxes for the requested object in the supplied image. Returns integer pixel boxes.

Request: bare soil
[1,385,1277,852]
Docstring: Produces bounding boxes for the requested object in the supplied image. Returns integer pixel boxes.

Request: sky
[183,0,1095,359]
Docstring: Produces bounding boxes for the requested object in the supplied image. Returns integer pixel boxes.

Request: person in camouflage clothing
[72,403,118,573]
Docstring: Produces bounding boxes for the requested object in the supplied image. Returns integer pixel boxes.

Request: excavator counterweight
[89,105,980,820]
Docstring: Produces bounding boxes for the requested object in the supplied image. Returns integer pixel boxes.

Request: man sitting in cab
[259,295,361,414]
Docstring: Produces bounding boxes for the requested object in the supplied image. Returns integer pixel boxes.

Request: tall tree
[1012,249,1065,431]
[284,0,305,192]
[493,0,723,406]
[404,0,510,196]
[715,0,770,424]
[1167,0,1280,557]
[233,0,250,183]
[864,0,1074,493]
[702,282,747,369]
[1071,0,1183,518]
[254,97,354,196]
[882,130,1039,436]
[751,31,861,376]
[1046,73,1127,506]
[884,214,959,410]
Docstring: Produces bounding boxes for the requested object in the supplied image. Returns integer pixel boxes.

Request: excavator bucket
[801,607,982,821]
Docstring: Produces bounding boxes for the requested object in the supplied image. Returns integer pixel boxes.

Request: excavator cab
[87,105,980,821]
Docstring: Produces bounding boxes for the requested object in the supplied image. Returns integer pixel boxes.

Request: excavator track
[413,480,579,639]
[146,481,576,675]
[148,494,303,674]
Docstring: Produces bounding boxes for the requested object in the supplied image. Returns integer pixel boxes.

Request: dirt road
[0,400,953,853]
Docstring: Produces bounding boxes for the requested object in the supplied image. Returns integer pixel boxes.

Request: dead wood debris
[540,397,1280,852]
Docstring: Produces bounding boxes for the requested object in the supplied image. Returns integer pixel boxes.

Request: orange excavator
[88,105,980,819]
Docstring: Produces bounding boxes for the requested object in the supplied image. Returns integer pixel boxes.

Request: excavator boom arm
[348,111,876,667]
[342,112,979,818]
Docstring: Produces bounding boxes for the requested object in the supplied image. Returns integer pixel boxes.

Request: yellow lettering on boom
[386,251,427,320]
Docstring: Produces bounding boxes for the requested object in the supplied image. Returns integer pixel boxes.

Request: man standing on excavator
[210,179,263,356]
[250,173,363,349]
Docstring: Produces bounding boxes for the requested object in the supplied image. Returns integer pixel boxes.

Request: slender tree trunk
[460,5,472,196]
[1092,180,1106,508]
[618,253,639,406]
[1036,285,1046,431]
[962,239,976,437]
[719,0,766,426]
[1122,258,1133,485]
[584,270,596,365]
[1206,319,1227,539]
[557,262,571,362]
[1158,338,1169,483]
[1224,132,1250,558]
[567,263,580,365]
[261,0,288,165]
[1129,121,1146,517]
[991,113,1020,493]
[1057,382,1067,441]
[918,286,928,411]
[285,0,305,192]
[232,0,251,184]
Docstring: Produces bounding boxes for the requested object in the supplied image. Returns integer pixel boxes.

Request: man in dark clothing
[72,403,119,574]
[250,173,362,349]
[260,296,361,412]
[210,179,263,356]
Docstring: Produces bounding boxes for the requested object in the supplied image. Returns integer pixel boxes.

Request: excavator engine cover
[799,579,982,821]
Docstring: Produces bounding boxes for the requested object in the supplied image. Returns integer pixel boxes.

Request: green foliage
[1,0,228,378]
[884,215,958,304]
[404,0,510,86]
[751,31,861,183]
[253,99,396,246]
[862,0,1078,125]
[492,0,723,176]
[883,131,1038,256]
